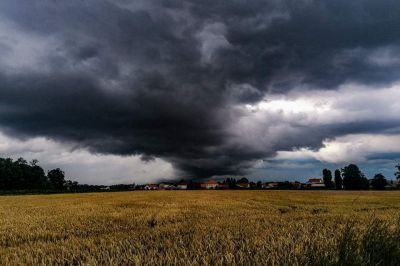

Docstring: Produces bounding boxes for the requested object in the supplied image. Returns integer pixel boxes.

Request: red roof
[308,178,322,183]
[205,180,218,184]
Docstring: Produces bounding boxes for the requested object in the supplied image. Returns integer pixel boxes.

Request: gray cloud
[1,0,400,178]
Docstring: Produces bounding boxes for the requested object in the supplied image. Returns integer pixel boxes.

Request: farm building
[144,184,159,190]
[159,183,177,190]
[236,183,250,189]
[263,182,279,189]
[176,182,188,190]
[306,178,325,189]
[200,180,218,189]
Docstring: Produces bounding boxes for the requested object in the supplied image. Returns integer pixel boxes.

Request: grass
[0,190,399,265]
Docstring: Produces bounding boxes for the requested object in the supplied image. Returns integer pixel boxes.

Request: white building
[177,182,188,190]
[306,178,325,189]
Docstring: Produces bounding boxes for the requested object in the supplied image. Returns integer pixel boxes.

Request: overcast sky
[1,0,400,184]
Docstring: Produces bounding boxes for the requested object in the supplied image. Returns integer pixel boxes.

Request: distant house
[200,180,218,189]
[249,182,258,189]
[306,178,325,189]
[263,182,279,189]
[177,182,188,190]
[160,183,177,190]
[159,183,174,190]
[144,184,159,190]
[290,181,302,189]
[384,183,396,190]
[100,186,110,191]
[236,183,250,189]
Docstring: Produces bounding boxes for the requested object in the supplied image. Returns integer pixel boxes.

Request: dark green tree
[224,178,237,189]
[0,157,48,190]
[237,177,249,183]
[334,169,342,189]
[395,163,400,180]
[342,164,369,190]
[29,159,39,166]
[371,173,387,190]
[48,168,66,190]
[322,169,333,188]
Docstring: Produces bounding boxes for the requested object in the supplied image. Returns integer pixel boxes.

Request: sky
[0,0,400,184]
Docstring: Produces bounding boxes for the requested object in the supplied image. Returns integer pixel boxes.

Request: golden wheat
[0,191,399,265]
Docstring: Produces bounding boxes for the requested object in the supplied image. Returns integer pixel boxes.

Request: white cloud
[274,134,400,164]
[0,132,174,185]
[242,83,400,125]
[228,83,400,163]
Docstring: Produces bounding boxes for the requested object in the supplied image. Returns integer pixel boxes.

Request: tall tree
[395,163,400,180]
[0,157,72,191]
[0,157,47,190]
[322,169,333,188]
[334,169,342,190]
[342,164,369,190]
[371,173,387,190]
[48,168,66,190]
[224,178,237,189]
[237,177,249,184]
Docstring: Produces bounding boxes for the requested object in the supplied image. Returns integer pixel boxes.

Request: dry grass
[0,190,399,265]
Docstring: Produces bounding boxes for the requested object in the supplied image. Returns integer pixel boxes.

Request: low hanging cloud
[0,132,174,184]
[1,0,400,179]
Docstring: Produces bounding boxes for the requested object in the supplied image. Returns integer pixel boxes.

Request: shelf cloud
[1,0,400,180]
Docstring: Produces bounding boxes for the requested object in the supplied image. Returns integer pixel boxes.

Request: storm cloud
[1,0,400,179]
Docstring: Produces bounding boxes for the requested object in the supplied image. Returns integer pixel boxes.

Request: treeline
[0,157,67,190]
[322,163,400,190]
[0,157,136,193]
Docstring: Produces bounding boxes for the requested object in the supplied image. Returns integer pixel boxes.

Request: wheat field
[0,190,399,265]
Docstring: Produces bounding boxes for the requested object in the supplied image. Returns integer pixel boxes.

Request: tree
[16,157,27,165]
[0,157,71,191]
[0,157,48,190]
[224,178,237,189]
[334,169,342,189]
[342,164,369,190]
[48,168,66,190]
[395,163,400,180]
[322,169,333,188]
[237,177,249,184]
[29,159,39,166]
[27,165,48,189]
[371,173,387,190]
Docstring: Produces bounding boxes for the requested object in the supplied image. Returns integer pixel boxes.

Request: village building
[200,180,218,189]
[144,184,159,190]
[159,183,176,190]
[263,182,279,189]
[384,183,397,190]
[290,181,302,189]
[176,182,188,190]
[236,183,250,189]
[306,178,325,189]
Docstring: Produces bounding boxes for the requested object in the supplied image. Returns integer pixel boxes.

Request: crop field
[0,191,399,265]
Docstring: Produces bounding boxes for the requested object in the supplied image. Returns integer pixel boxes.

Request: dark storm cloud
[1,0,400,178]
